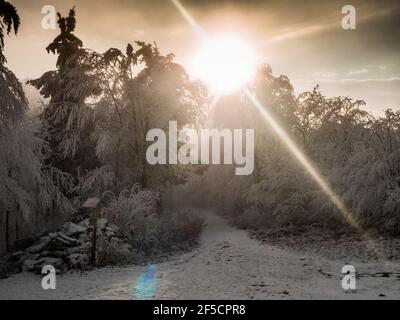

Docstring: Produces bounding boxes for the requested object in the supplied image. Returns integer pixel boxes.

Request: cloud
[348,69,369,75]
[261,25,327,45]
[313,71,338,78]
[134,30,145,36]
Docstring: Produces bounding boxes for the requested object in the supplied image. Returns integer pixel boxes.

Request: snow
[0,210,399,300]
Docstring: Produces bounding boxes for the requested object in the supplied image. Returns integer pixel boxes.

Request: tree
[0,0,25,128]
[0,4,72,255]
[0,0,25,253]
[0,0,19,64]
[80,42,207,190]
[29,8,100,178]
[249,64,298,182]
[295,86,326,148]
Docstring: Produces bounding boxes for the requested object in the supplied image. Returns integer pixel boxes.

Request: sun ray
[171,0,207,38]
[170,0,386,258]
[244,89,359,230]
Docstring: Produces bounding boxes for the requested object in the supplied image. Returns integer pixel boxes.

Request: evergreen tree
[0,0,19,64]
[0,0,26,128]
[29,8,100,178]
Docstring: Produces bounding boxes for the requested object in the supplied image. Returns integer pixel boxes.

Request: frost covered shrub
[103,185,161,236]
[339,146,400,234]
[105,186,203,256]
[96,236,133,266]
[383,187,400,234]
[103,187,203,259]
[128,208,204,258]
[239,154,347,232]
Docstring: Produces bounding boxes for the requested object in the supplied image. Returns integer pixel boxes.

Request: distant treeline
[185,66,400,236]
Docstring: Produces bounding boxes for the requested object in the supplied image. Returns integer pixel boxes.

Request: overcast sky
[5,0,400,114]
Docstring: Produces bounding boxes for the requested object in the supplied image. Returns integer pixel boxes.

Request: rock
[14,238,35,251]
[39,250,51,257]
[10,217,132,273]
[65,244,87,255]
[48,232,58,239]
[26,241,50,254]
[79,219,90,228]
[65,247,81,255]
[20,253,39,263]
[22,259,39,272]
[39,250,65,259]
[78,233,90,243]
[59,222,87,237]
[48,251,65,259]
[68,254,89,269]
[49,234,79,250]
[58,233,80,245]
[33,257,65,274]
[8,251,27,262]
[97,218,107,229]
[39,236,51,244]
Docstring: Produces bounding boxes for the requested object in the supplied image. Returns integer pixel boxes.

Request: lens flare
[132,265,158,300]
[171,0,385,258]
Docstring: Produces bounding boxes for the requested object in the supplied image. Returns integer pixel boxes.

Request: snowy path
[0,210,399,300]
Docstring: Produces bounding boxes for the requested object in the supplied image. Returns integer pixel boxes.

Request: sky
[4,0,400,115]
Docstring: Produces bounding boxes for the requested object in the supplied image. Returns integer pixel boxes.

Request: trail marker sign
[81,197,102,267]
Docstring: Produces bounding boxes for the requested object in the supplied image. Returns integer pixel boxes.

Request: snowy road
[0,210,399,300]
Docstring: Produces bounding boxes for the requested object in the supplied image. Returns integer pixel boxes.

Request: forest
[1,1,399,276]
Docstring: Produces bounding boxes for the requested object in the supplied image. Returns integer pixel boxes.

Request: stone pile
[8,218,132,274]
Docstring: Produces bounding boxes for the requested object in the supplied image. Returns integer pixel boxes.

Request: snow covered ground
[0,210,399,300]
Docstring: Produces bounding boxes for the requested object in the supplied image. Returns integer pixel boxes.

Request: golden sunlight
[189,35,257,96]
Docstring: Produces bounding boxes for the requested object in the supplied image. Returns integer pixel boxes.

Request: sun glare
[189,35,257,96]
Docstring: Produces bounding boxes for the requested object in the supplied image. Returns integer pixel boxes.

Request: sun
[189,35,257,96]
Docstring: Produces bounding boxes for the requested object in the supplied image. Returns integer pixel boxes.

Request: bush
[103,186,204,261]
[128,209,204,258]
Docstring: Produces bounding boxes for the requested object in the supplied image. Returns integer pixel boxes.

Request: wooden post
[81,198,101,268]
[90,216,97,267]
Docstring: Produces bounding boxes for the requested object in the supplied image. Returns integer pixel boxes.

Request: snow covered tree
[78,42,207,190]
[0,0,18,64]
[0,0,25,128]
[28,7,100,178]
[0,2,72,255]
